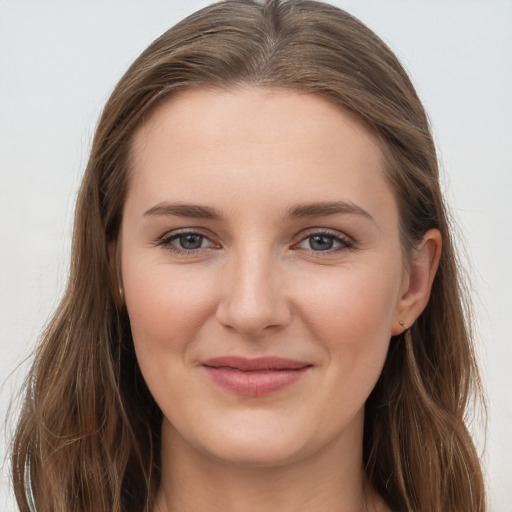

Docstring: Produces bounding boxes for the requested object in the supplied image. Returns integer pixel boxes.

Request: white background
[1,1,511,510]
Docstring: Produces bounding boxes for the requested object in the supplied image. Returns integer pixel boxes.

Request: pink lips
[201,356,312,396]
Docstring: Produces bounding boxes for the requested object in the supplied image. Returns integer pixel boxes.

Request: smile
[201,356,312,396]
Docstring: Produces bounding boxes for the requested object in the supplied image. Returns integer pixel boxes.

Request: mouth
[200,356,313,396]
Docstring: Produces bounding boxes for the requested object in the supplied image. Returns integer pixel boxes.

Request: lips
[200,356,312,396]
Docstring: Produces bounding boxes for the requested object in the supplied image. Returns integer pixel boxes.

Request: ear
[392,229,442,335]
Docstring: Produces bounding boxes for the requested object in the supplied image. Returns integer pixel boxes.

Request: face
[120,87,409,466]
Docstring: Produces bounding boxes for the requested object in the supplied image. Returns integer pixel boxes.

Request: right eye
[173,233,207,250]
[157,230,218,254]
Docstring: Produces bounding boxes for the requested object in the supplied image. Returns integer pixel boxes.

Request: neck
[154,418,386,512]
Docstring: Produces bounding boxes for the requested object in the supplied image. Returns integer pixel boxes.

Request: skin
[118,87,441,512]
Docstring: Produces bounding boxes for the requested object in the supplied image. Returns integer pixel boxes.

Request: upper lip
[201,356,312,372]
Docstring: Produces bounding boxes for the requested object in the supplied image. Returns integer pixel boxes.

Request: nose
[215,248,291,337]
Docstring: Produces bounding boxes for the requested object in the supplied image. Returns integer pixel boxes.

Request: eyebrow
[143,200,374,223]
[143,202,225,220]
[284,200,375,222]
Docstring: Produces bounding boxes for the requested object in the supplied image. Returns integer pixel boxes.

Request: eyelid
[155,228,220,254]
[153,227,355,256]
[292,228,355,253]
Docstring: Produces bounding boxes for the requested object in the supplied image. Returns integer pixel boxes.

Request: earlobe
[392,229,442,335]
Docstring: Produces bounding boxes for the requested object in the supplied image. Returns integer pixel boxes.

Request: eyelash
[155,230,218,256]
[155,228,354,256]
[293,229,354,254]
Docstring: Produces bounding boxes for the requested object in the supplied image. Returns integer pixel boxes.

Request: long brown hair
[11,1,486,510]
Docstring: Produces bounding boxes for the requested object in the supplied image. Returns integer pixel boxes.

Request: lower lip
[202,366,310,396]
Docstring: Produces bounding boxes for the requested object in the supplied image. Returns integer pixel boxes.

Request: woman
[11,0,486,510]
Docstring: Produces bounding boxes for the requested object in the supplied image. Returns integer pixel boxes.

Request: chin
[204,436,308,468]
[185,411,323,468]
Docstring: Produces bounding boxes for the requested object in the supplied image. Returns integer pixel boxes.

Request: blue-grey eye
[178,234,204,249]
[295,232,352,253]
[309,235,335,251]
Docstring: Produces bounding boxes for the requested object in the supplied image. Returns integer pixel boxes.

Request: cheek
[298,262,401,338]
[123,262,217,355]
[295,263,401,389]
[122,262,221,422]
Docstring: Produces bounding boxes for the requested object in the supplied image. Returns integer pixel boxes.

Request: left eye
[296,233,351,252]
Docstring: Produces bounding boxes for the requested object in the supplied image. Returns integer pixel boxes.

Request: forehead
[132,86,378,161]
[127,86,397,223]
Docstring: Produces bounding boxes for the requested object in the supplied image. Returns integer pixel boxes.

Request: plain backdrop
[1,1,511,510]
